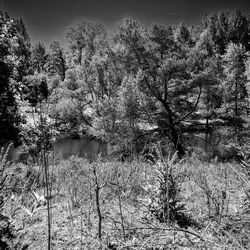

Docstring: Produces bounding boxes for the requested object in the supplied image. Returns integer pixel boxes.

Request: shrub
[147,155,193,228]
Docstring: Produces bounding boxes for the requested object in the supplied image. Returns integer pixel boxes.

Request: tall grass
[1,150,250,249]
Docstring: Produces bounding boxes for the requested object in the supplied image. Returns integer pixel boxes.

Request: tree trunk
[170,128,185,157]
[160,101,185,157]
[77,44,82,65]
[235,78,238,116]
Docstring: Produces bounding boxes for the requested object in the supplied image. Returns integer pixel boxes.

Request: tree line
[1,8,250,157]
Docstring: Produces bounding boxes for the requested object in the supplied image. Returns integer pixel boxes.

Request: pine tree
[0,11,22,145]
[115,18,206,156]
[31,42,47,73]
[46,41,66,80]
[222,43,248,117]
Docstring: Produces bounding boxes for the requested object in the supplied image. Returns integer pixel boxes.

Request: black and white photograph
[0,0,250,249]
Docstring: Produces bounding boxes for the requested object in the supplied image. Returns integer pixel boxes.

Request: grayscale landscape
[0,0,250,249]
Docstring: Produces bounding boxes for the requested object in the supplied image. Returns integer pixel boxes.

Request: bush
[147,155,193,228]
[0,145,18,249]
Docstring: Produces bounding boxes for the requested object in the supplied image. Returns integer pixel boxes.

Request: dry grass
[1,155,250,249]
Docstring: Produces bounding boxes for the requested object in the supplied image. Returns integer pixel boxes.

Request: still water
[3,135,112,162]
[53,136,108,159]
[3,133,223,163]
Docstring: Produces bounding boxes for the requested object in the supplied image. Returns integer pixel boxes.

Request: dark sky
[2,0,250,47]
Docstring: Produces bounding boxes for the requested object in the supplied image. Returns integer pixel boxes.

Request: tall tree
[66,21,107,65]
[0,10,22,145]
[203,12,229,54]
[23,73,48,107]
[31,42,47,73]
[114,18,206,156]
[190,33,224,140]
[203,10,250,54]
[0,62,22,145]
[220,42,248,145]
[222,42,248,117]
[46,41,66,81]
[12,18,31,82]
[227,10,249,50]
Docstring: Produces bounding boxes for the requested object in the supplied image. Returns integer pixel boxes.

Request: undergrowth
[0,147,250,249]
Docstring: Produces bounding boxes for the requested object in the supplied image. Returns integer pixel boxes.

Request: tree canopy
[1,8,249,157]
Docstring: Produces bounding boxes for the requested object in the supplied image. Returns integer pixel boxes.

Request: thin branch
[176,85,202,124]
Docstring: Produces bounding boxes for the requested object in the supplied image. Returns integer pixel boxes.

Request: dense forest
[1,5,250,249]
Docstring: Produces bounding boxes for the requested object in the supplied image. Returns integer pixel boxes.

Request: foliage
[0,62,22,145]
[0,155,247,249]
[222,42,248,117]
[0,144,31,249]
[23,73,48,107]
[20,107,57,163]
[2,4,250,250]
[45,41,66,80]
[148,156,193,228]
[8,10,247,159]
[0,10,29,146]
[31,42,47,74]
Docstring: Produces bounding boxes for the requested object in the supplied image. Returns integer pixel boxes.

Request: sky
[2,0,250,47]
